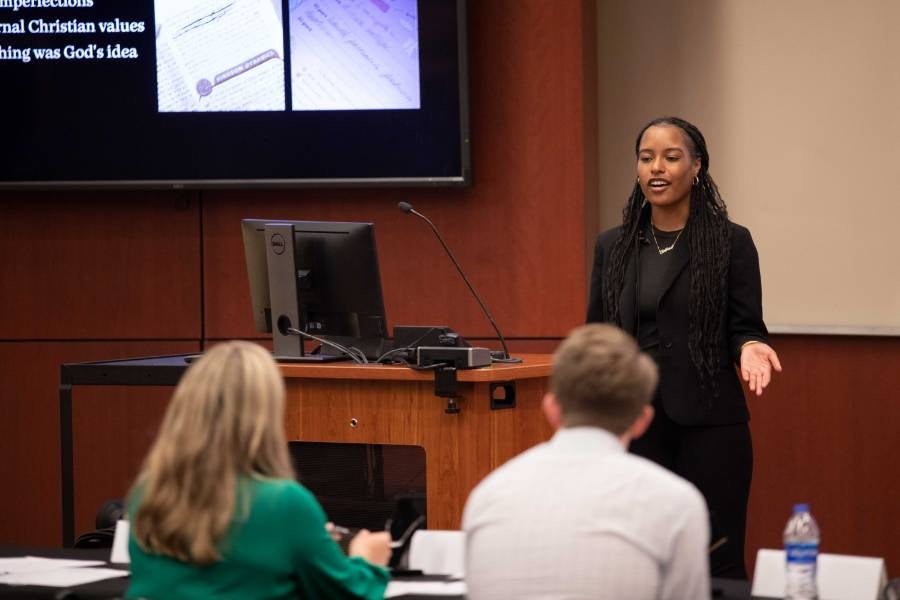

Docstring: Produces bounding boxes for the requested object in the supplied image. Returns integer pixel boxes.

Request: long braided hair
[604,117,731,391]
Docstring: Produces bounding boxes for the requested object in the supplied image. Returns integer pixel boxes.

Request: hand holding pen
[326,523,391,566]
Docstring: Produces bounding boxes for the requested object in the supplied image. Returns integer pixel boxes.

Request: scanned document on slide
[155,0,286,112]
[289,0,421,110]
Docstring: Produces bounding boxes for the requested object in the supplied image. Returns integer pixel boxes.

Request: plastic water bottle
[784,503,820,600]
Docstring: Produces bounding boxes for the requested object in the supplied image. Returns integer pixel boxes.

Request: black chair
[71,499,124,549]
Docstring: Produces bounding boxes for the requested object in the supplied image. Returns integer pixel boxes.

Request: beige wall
[596,0,900,333]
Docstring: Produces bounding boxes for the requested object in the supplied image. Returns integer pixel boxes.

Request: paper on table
[384,580,467,598]
[110,519,131,564]
[0,556,106,574]
[0,567,128,587]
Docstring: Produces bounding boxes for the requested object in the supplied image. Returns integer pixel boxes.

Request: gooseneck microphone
[398,201,520,362]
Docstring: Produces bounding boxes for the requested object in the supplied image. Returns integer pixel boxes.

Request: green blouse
[127,478,389,599]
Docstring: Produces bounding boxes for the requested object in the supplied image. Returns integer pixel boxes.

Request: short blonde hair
[131,341,293,564]
[550,324,658,434]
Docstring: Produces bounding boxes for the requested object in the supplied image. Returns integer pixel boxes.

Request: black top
[586,220,769,426]
[638,225,684,351]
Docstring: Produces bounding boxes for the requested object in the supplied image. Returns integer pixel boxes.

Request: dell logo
[270,233,286,255]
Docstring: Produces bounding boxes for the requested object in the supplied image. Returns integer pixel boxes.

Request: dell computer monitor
[241,219,388,361]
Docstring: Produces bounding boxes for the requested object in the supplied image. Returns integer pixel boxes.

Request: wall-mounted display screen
[0,0,469,188]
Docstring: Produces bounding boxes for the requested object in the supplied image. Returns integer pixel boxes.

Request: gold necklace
[649,222,684,255]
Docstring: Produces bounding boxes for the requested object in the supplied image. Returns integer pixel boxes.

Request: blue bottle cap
[793,503,810,513]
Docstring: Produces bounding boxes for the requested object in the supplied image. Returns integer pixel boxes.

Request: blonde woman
[127,341,391,599]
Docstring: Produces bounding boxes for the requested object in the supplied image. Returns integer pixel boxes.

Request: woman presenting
[587,116,781,579]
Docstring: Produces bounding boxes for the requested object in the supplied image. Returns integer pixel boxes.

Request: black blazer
[586,221,768,426]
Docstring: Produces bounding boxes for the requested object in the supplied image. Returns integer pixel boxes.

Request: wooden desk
[60,354,554,545]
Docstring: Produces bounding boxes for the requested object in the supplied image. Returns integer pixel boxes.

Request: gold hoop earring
[693,175,700,186]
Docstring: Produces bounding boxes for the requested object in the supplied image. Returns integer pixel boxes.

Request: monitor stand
[274,353,349,363]
[184,351,350,365]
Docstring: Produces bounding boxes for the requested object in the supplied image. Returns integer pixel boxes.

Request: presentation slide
[0,0,419,113]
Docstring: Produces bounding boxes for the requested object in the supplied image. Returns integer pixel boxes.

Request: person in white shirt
[463,323,711,600]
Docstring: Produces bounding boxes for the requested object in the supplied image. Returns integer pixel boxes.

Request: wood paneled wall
[745,335,900,574]
[1,0,896,579]
[0,195,203,542]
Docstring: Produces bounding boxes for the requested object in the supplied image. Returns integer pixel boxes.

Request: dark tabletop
[1,546,766,599]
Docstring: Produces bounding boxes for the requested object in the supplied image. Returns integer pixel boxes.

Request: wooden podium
[59,354,554,545]
[279,354,554,530]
